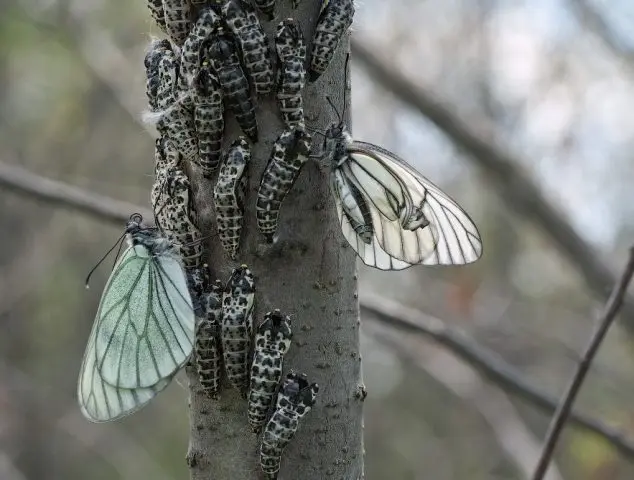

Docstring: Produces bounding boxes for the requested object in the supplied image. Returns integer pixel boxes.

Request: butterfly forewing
[350,142,482,265]
[94,245,194,389]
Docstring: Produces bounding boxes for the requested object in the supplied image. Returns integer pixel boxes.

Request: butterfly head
[125,214,169,253]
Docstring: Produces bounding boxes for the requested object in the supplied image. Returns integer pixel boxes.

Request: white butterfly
[77,215,195,422]
[322,123,483,271]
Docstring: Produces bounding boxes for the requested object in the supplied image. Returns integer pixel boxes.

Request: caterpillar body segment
[213,137,250,259]
[223,0,275,95]
[275,19,306,127]
[256,126,312,242]
[163,0,192,45]
[196,279,224,397]
[181,8,221,87]
[259,372,319,478]
[221,265,256,393]
[308,0,355,82]
[247,310,292,432]
[192,64,225,176]
[151,137,204,268]
[207,29,258,142]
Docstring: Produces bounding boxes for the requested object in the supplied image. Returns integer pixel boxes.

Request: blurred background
[1,0,634,479]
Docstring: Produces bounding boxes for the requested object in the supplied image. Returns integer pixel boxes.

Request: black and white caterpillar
[144,39,172,111]
[223,0,275,96]
[151,136,204,268]
[221,265,256,393]
[192,63,225,176]
[163,0,192,45]
[147,0,167,32]
[196,279,224,397]
[206,28,258,142]
[275,19,306,127]
[256,126,312,242]
[247,310,292,432]
[309,0,355,82]
[152,48,198,161]
[181,8,220,87]
[214,137,250,259]
[260,372,319,478]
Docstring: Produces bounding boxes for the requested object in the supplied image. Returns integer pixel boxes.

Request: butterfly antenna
[325,96,342,123]
[84,231,127,288]
[304,125,327,138]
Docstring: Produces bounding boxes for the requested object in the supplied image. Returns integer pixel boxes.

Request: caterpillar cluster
[142,2,352,478]
[144,0,354,259]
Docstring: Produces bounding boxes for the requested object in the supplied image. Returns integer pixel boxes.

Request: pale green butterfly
[77,214,195,422]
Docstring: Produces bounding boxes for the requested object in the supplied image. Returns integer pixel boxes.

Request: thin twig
[360,294,634,460]
[2,163,634,461]
[350,39,634,329]
[532,247,634,479]
[0,161,152,224]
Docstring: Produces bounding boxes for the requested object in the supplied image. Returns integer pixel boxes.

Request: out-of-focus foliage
[2,0,634,478]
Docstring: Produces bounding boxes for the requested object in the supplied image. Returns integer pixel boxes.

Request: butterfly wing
[89,244,195,389]
[331,169,412,270]
[77,325,172,422]
[345,142,482,266]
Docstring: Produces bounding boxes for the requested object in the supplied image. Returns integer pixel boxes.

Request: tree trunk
[185,3,364,479]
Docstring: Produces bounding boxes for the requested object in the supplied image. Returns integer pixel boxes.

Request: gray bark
[186,3,363,479]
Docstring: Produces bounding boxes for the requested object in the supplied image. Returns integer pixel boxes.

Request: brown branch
[360,294,634,460]
[0,161,152,224]
[350,38,634,330]
[532,247,634,479]
[4,153,634,464]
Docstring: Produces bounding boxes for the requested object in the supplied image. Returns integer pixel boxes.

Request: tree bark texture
[185,3,363,479]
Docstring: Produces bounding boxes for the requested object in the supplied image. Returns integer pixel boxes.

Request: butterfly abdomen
[181,9,220,86]
[223,0,274,95]
[275,19,306,127]
[207,33,259,142]
[196,279,224,397]
[309,0,355,82]
[341,176,373,243]
[193,66,225,176]
[214,138,250,259]
[256,127,312,242]
[248,310,292,432]
[163,0,192,45]
[221,266,256,393]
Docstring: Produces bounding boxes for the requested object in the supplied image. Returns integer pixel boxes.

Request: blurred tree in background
[2,0,634,479]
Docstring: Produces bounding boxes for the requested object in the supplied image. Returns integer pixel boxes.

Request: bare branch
[360,294,634,460]
[0,161,152,224]
[350,39,634,328]
[532,247,634,479]
[4,158,634,464]
[365,323,564,480]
